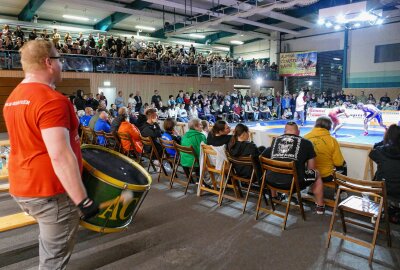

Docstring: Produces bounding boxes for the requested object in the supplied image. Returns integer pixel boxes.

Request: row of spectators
[1,24,279,73]
[73,88,400,129]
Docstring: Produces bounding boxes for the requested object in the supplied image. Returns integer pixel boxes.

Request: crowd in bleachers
[1,24,277,71]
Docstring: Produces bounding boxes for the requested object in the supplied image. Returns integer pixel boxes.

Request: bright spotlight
[256,77,263,85]
[354,23,361,28]
[325,21,333,28]
[334,25,341,30]
[376,18,384,25]
[308,81,313,86]
[336,14,346,24]
[317,18,325,25]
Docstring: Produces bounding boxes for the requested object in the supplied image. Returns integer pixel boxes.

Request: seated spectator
[94,111,111,145]
[110,107,128,134]
[207,120,232,147]
[177,103,189,122]
[203,104,215,123]
[232,101,243,122]
[168,104,178,120]
[259,102,271,120]
[161,118,181,157]
[281,109,292,119]
[118,117,143,155]
[244,101,257,121]
[369,124,400,215]
[222,101,233,122]
[140,108,163,158]
[80,107,93,127]
[263,122,325,214]
[189,105,199,119]
[228,123,264,182]
[180,118,207,174]
[201,120,209,137]
[304,117,345,182]
[109,104,118,118]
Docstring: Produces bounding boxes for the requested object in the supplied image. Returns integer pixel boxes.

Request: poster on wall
[279,51,317,77]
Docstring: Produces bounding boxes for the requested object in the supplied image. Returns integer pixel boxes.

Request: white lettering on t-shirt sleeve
[4,100,31,107]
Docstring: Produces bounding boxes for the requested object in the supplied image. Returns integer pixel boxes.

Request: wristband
[78,198,99,220]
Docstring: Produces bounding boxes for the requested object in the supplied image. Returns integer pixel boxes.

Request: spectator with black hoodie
[139,108,163,157]
[228,123,264,181]
[207,120,232,147]
[369,124,400,220]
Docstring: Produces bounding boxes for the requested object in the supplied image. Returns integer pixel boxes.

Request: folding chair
[81,126,97,144]
[104,132,120,151]
[94,130,106,146]
[117,132,139,161]
[139,135,166,179]
[198,144,228,203]
[326,172,391,264]
[220,152,257,214]
[256,156,306,230]
[171,142,200,194]
[158,138,177,183]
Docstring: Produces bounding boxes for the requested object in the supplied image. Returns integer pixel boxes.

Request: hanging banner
[279,51,317,77]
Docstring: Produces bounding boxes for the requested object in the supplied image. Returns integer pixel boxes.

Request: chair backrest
[225,151,253,167]
[140,135,162,160]
[159,138,176,151]
[334,172,385,197]
[201,144,225,174]
[94,130,106,145]
[174,142,195,156]
[103,132,119,150]
[82,126,96,144]
[259,156,296,176]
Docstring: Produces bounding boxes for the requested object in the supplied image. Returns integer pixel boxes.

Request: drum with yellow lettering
[80,145,152,233]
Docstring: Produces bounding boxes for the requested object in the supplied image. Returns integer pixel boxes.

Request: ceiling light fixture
[230,40,244,45]
[62,14,90,21]
[135,25,156,31]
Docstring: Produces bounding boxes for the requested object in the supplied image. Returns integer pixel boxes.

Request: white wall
[281,31,343,52]
[348,22,400,75]
[232,39,271,60]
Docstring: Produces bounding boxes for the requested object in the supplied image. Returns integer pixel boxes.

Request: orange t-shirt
[3,82,82,197]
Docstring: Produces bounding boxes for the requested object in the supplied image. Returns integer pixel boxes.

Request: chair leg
[369,202,384,264]
[217,174,225,205]
[339,208,347,234]
[282,192,292,231]
[242,179,252,214]
[169,157,179,189]
[383,199,392,247]
[296,189,306,221]
[219,167,232,206]
[256,174,267,220]
[326,189,341,249]
[184,164,195,195]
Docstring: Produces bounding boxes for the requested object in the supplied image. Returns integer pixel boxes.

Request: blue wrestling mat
[229,120,385,146]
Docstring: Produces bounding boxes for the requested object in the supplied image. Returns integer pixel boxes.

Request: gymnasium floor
[231,119,386,146]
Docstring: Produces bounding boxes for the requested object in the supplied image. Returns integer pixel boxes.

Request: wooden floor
[0,173,399,270]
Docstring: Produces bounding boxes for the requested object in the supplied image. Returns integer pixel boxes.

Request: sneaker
[316,204,325,215]
[363,132,368,136]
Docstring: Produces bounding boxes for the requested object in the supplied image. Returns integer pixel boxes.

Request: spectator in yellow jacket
[304,116,345,182]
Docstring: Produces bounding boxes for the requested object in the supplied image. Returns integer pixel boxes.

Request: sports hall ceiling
[1,0,400,46]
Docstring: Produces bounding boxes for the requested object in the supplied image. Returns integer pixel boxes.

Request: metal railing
[0,50,281,80]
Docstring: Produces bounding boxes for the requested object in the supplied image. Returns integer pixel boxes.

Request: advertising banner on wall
[279,51,317,77]
[307,108,400,126]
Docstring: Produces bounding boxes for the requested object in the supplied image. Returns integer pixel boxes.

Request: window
[374,43,400,63]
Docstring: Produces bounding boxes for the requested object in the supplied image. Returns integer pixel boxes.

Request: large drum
[80,145,152,233]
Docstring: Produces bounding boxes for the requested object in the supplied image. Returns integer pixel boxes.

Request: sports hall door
[98,87,116,110]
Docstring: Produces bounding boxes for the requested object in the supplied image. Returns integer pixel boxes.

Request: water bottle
[361,192,370,211]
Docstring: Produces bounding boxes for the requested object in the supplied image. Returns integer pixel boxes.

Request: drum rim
[79,219,131,233]
[81,144,152,191]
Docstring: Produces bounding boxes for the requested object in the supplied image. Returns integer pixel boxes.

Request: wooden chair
[81,126,97,144]
[220,152,257,214]
[158,138,177,183]
[139,135,167,179]
[256,156,306,230]
[175,122,186,136]
[94,130,106,146]
[326,172,391,264]
[104,132,120,151]
[302,178,337,208]
[171,142,199,194]
[198,144,227,203]
[117,132,139,161]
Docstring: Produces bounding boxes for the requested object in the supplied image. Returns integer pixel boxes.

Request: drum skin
[80,145,152,233]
